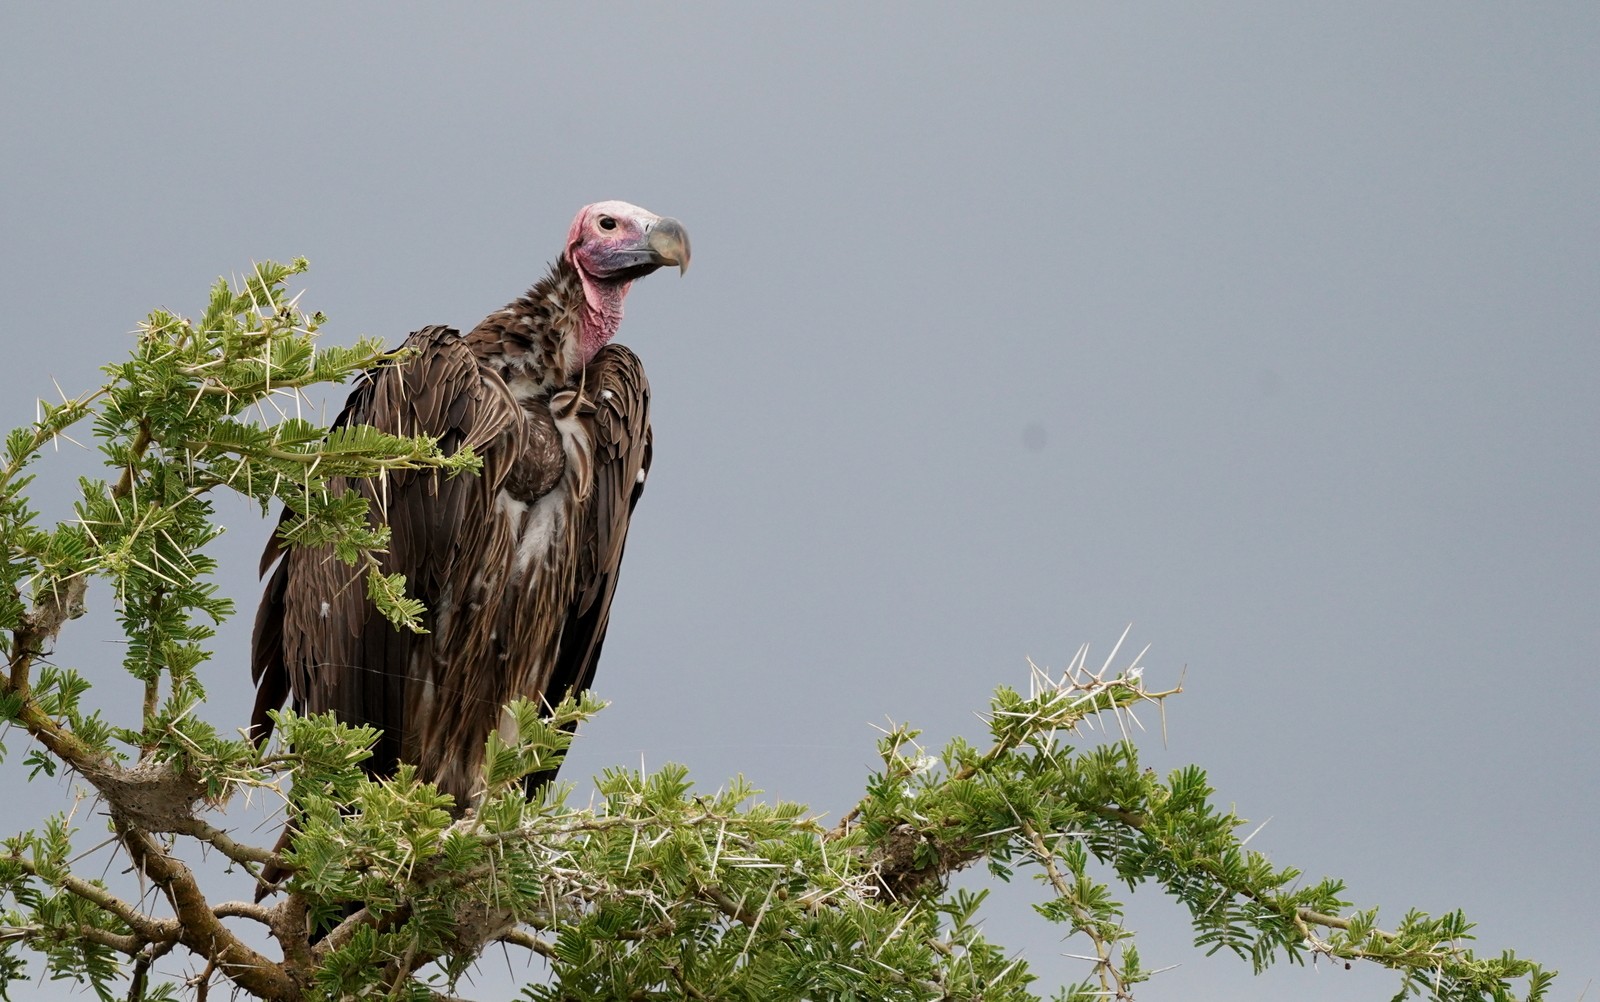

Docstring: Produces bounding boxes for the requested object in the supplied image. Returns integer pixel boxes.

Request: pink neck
[575,268,631,371]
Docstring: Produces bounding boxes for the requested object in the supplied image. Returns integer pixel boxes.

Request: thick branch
[8,575,89,693]
[9,854,179,945]
[114,819,298,1001]
[0,678,106,783]
[78,924,149,956]
[213,900,277,925]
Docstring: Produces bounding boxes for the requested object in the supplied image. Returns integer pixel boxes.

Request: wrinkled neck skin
[573,263,633,372]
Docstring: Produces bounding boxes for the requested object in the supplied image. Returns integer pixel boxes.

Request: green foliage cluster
[0,264,1554,1001]
[233,661,1551,1002]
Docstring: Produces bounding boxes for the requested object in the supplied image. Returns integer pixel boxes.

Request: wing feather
[547,344,652,711]
[250,325,523,784]
[252,332,651,807]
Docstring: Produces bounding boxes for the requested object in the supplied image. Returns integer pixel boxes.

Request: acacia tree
[0,264,1552,1001]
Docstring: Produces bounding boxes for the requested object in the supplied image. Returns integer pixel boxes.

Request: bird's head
[564,200,690,368]
[566,201,691,282]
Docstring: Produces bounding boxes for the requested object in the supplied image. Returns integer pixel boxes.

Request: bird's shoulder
[579,344,651,453]
[344,325,520,449]
[572,344,652,569]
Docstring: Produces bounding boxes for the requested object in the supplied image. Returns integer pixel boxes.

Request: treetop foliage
[0,263,1553,1001]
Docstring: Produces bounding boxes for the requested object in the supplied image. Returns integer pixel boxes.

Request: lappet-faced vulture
[250,201,689,807]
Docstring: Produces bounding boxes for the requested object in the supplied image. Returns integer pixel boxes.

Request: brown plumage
[250,202,686,811]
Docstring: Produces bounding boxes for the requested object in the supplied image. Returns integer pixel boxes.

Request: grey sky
[2,4,1595,999]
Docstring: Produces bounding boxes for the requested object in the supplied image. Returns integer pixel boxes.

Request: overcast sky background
[2,5,1595,1000]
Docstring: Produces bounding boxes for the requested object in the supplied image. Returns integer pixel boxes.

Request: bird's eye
[598,216,617,231]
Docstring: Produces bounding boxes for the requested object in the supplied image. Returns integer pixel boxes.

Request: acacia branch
[828,674,1182,842]
[313,899,414,961]
[497,928,557,961]
[1088,802,1402,947]
[122,938,179,1002]
[0,922,151,958]
[8,853,179,945]
[213,900,276,925]
[701,884,762,927]
[0,687,101,794]
[188,437,457,470]
[112,420,152,501]
[114,819,297,1001]
[171,815,280,868]
[80,925,149,955]
[8,575,90,695]
[1022,820,1119,996]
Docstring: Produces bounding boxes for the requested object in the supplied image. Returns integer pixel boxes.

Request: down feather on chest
[489,388,594,575]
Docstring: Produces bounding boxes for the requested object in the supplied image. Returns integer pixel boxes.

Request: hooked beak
[591,217,691,279]
[579,215,692,281]
[644,217,691,275]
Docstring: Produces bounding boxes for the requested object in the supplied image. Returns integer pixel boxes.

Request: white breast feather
[497,487,568,575]
[491,404,594,575]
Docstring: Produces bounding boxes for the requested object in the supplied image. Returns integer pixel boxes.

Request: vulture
[250,201,689,810]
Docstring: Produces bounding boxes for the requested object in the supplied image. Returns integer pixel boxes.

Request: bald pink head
[563,201,690,369]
